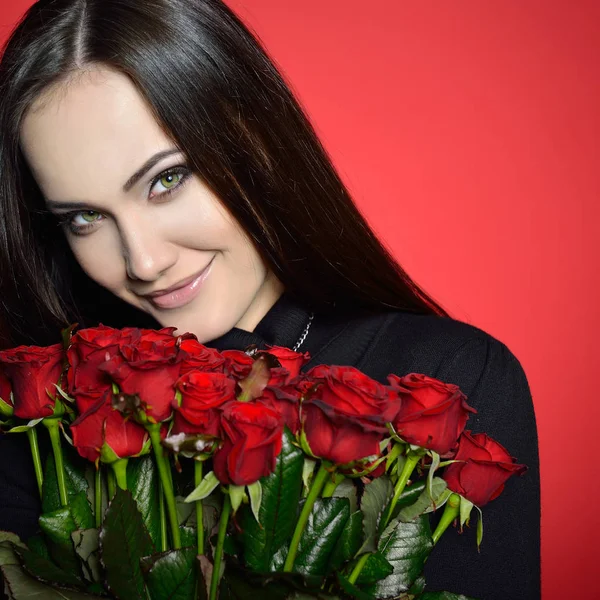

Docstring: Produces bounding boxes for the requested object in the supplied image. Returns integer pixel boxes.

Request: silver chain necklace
[293,312,314,351]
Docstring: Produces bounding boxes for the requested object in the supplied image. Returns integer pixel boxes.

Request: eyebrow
[45,147,182,210]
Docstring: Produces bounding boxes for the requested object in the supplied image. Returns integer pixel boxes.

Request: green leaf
[0,564,106,600]
[180,526,198,549]
[392,480,426,513]
[408,575,426,596]
[301,458,317,494]
[237,354,272,402]
[247,480,262,523]
[13,545,84,589]
[38,506,84,576]
[427,451,441,500]
[229,484,246,514]
[292,497,350,576]
[328,510,363,573]
[357,476,392,554]
[128,455,161,550]
[240,427,304,571]
[336,574,376,600]
[185,470,220,503]
[100,488,154,599]
[419,592,478,600]
[0,536,24,567]
[71,529,101,584]
[331,479,358,513]
[70,491,95,530]
[219,562,327,600]
[475,505,484,549]
[459,497,474,529]
[141,547,197,600]
[354,551,394,585]
[398,478,448,522]
[23,534,51,561]
[0,396,13,418]
[6,418,43,433]
[42,451,90,515]
[364,515,433,598]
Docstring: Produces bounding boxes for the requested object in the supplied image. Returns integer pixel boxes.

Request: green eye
[82,211,101,223]
[160,173,182,189]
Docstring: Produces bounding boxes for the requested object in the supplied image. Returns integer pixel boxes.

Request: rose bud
[0,343,65,420]
[221,350,254,380]
[443,431,527,506]
[388,373,476,455]
[179,338,226,375]
[261,346,310,380]
[213,400,284,486]
[70,390,148,464]
[300,365,400,465]
[98,328,186,422]
[172,371,236,438]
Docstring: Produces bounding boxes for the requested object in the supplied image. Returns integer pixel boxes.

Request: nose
[119,215,178,282]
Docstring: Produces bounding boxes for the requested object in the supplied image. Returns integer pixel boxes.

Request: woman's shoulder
[338,309,522,381]
[326,308,534,425]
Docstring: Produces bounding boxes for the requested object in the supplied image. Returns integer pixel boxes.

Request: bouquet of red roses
[0,325,526,600]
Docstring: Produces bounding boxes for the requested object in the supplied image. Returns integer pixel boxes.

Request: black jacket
[0,292,540,599]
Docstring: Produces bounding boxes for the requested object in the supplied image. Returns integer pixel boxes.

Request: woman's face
[20,65,283,341]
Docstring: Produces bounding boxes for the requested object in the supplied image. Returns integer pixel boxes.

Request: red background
[2,1,599,597]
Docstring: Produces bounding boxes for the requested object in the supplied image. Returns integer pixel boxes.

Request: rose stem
[94,466,102,528]
[348,450,421,585]
[110,458,128,491]
[158,479,168,552]
[25,427,43,498]
[283,462,330,572]
[380,451,421,531]
[43,419,68,507]
[195,461,204,555]
[347,553,370,585]
[107,466,116,499]
[321,472,345,498]
[147,423,181,549]
[209,494,231,600]
[431,493,461,545]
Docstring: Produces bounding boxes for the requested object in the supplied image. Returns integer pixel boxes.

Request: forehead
[19,65,173,202]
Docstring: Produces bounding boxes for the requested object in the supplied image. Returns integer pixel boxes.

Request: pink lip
[143,259,214,310]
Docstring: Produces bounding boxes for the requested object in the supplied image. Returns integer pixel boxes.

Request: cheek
[68,234,124,290]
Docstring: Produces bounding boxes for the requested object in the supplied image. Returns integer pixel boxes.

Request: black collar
[204,291,315,352]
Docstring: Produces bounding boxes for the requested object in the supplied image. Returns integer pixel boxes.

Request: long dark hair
[0,0,449,347]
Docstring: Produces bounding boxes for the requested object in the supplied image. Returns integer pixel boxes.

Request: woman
[0,0,539,598]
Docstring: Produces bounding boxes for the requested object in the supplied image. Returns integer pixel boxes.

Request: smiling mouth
[142,258,214,310]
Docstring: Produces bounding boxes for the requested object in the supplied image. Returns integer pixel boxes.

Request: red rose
[221,350,254,380]
[213,401,284,486]
[68,325,182,394]
[67,325,129,394]
[0,344,64,419]
[0,369,12,407]
[262,346,310,379]
[172,371,236,438]
[0,369,13,422]
[388,373,476,454]
[179,339,226,375]
[259,383,302,434]
[442,431,527,506]
[300,365,400,465]
[70,390,148,463]
[98,328,187,422]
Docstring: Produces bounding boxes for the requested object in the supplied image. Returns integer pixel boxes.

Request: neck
[234,272,285,333]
